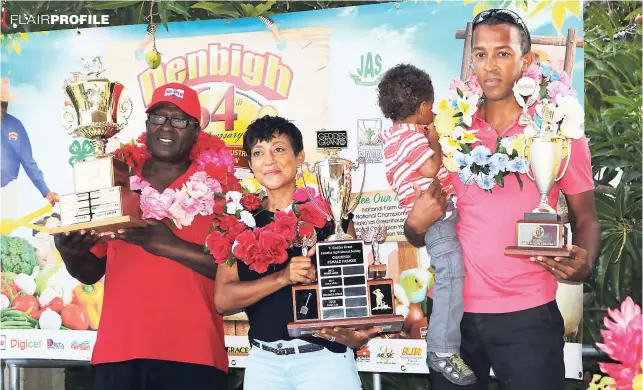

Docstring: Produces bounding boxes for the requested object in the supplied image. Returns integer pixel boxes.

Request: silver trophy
[302,156,366,241]
[505,77,573,256]
[360,225,388,279]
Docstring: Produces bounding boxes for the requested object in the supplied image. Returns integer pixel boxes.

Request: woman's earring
[469,63,475,71]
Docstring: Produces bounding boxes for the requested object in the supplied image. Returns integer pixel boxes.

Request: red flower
[216,215,246,241]
[204,164,228,183]
[206,231,232,264]
[225,172,243,192]
[213,198,226,215]
[136,132,147,145]
[246,250,273,274]
[297,222,315,239]
[269,211,297,242]
[233,229,259,260]
[241,194,261,211]
[298,203,328,228]
[190,132,227,160]
[258,230,289,265]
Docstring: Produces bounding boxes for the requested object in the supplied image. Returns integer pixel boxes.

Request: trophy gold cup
[287,130,404,337]
[505,77,572,257]
[50,57,146,235]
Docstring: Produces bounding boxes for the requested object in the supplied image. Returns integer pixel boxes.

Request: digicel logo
[10,339,42,350]
[138,43,294,107]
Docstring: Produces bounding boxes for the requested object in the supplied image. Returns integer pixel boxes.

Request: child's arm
[418,123,442,179]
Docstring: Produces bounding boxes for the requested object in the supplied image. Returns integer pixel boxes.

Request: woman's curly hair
[377,64,434,122]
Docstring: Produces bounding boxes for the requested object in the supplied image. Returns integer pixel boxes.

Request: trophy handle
[61,105,77,133]
[346,156,366,216]
[118,96,134,128]
[556,139,572,181]
[301,162,333,221]
[522,137,536,181]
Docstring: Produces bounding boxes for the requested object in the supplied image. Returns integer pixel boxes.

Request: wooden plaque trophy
[287,131,404,337]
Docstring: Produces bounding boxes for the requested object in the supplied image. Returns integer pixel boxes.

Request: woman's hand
[314,326,383,349]
[277,247,317,285]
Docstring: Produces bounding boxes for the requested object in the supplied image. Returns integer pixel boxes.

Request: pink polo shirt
[452,110,594,314]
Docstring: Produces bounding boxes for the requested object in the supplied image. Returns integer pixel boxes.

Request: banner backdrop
[0,0,584,379]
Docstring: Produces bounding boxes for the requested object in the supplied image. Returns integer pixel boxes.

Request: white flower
[225,191,244,214]
[458,94,480,127]
[439,137,460,155]
[524,124,539,137]
[554,95,584,139]
[239,210,256,228]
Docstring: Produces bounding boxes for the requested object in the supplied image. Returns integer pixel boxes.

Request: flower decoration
[594,296,643,390]
[433,62,583,192]
[110,131,239,229]
[206,189,328,273]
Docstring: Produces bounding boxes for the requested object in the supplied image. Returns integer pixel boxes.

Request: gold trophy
[287,130,404,337]
[50,57,145,235]
[505,77,572,257]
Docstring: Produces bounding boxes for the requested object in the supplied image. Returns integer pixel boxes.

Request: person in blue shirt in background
[1,78,58,207]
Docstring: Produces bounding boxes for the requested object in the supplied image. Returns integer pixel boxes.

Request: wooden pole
[460,22,474,81]
[455,30,584,48]
[563,28,578,78]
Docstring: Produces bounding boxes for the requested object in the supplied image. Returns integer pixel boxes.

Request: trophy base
[287,314,404,338]
[326,232,355,241]
[49,215,148,235]
[505,246,572,257]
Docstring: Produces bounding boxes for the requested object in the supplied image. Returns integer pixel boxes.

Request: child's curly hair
[377,64,434,122]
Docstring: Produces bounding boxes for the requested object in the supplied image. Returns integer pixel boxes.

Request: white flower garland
[433,61,584,192]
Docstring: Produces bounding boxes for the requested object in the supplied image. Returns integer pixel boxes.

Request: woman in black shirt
[214,116,380,390]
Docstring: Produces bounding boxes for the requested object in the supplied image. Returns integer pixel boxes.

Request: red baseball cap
[145,83,201,122]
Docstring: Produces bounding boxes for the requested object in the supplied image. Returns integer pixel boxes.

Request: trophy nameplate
[52,187,144,234]
[73,156,130,193]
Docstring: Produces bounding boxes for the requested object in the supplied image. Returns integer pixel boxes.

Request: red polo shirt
[89,162,227,372]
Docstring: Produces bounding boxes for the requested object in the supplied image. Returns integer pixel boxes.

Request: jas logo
[349,52,383,86]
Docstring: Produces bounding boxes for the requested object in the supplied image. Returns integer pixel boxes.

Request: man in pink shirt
[403,9,600,390]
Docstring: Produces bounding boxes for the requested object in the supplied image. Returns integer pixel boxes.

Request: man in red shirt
[403,9,600,390]
[54,83,228,390]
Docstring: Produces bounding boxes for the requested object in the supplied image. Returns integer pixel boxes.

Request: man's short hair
[472,9,531,55]
[377,64,434,122]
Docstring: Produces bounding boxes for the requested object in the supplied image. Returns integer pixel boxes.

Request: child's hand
[423,123,437,139]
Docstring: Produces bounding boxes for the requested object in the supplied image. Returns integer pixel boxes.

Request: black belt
[250,339,325,356]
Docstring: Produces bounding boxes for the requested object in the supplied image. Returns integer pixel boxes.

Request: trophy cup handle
[556,139,572,181]
[347,157,366,215]
[522,137,536,181]
[301,162,333,221]
[118,96,134,128]
[61,106,77,134]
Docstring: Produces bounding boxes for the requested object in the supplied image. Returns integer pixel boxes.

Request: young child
[377,64,476,386]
